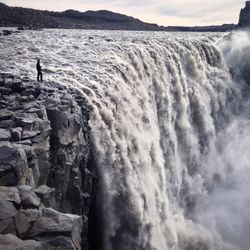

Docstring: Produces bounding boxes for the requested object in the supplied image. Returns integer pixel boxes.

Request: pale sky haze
[1,0,246,26]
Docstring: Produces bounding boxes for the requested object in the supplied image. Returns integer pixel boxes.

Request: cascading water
[1,29,250,250]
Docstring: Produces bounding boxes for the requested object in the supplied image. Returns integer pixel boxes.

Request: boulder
[22,130,41,140]
[10,127,23,141]
[2,30,13,36]
[0,119,15,129]
[35,185,56,207]
[0,233,42,250]
[0,199,17,220]
[0,186,21,204]
[0,144,28,185]
[14,117,35,130]
[10,81,25,93]
[41,236,76,250]
[0,162,17,186]
[0,128,11,141]
[18,185,41,208]
[46,108,81,145]
[15,139,33,146]
[15,211,31,237]
[22,209,41,224]
[0,109,13,121]
[29,208,83,249]
[0,86,11,95]
[0,217,16,234]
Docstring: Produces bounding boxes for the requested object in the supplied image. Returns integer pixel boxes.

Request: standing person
[36,59,43,81]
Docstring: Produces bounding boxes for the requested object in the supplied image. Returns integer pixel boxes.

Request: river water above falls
[1,29,250,250]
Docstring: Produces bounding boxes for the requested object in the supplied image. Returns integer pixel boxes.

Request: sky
[1,0,246,26]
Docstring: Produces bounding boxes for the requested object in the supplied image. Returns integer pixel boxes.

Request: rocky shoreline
[0,73,95,249]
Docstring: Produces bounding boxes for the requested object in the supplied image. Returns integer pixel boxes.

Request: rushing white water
[1,29,250,250]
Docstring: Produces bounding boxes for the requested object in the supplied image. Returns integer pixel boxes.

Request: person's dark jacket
[36,62,41,72]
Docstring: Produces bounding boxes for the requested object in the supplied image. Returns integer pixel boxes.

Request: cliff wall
[239,1,250,27]
[0,73,95,249]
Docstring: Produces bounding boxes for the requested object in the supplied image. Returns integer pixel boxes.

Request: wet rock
[22,209,41,224]
[0,86,11,95]
[35,185,56,207]
[0,186,21,204]
[20,95,35,102]
[0,144,28,185]
[0,119,15,128]
[0,199,17,220]
[18,185,41,208]
[0,162,16,186]
[14,117,35,130]
[46,108,81,145]
[0,128,11,141]
[0,109,13,121]
[2,29,13,36]
[29,208,83,249]
[0,73,92,250]
[33,149,50,186]
[0,233,42,250]
[0,217,16,234]
[22,130,41,140]
[15,139,33,146]
[22,76,30,82]
[41,236,76,250]
[10,127,23,141]
[15,211,31,237]
[10,81,25,93]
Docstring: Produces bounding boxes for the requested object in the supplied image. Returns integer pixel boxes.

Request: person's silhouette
[36,59,43,81]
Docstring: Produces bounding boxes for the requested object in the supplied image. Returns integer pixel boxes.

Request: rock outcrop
[239,1,250,27]
[0,73,94,249]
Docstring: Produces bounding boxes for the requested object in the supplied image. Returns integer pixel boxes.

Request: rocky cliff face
[0,73,95,249]
[239,1,250,27]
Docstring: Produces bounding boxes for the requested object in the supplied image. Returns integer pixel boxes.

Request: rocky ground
[0,73,94,249]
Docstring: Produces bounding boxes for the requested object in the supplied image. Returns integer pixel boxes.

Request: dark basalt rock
[41,236,76,250]
[15,211,31,237]
[0,143,28,185]
[0,162,17,186]
[18,185,41,209]
[0,73,94,249]
[0,128,11,141]
[0,234,43,250]
[29,208,82,248]
[0,199,18,220]
[10,81,25,93]
[0,186,21,204]
[2,30,13,36]
[239,1,250,27]
[0,109,13,121]
[35,185,56,207]
[10,127,23,141]
[0,217,16,234]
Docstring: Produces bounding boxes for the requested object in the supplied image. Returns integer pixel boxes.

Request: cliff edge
[0,73,95,249]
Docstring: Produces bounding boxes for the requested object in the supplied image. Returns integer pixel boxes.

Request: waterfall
[1,29,249,250]
[87,33,249,250]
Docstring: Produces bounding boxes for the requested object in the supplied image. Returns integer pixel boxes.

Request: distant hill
[0,2,162,30]
[0,2,243,32]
